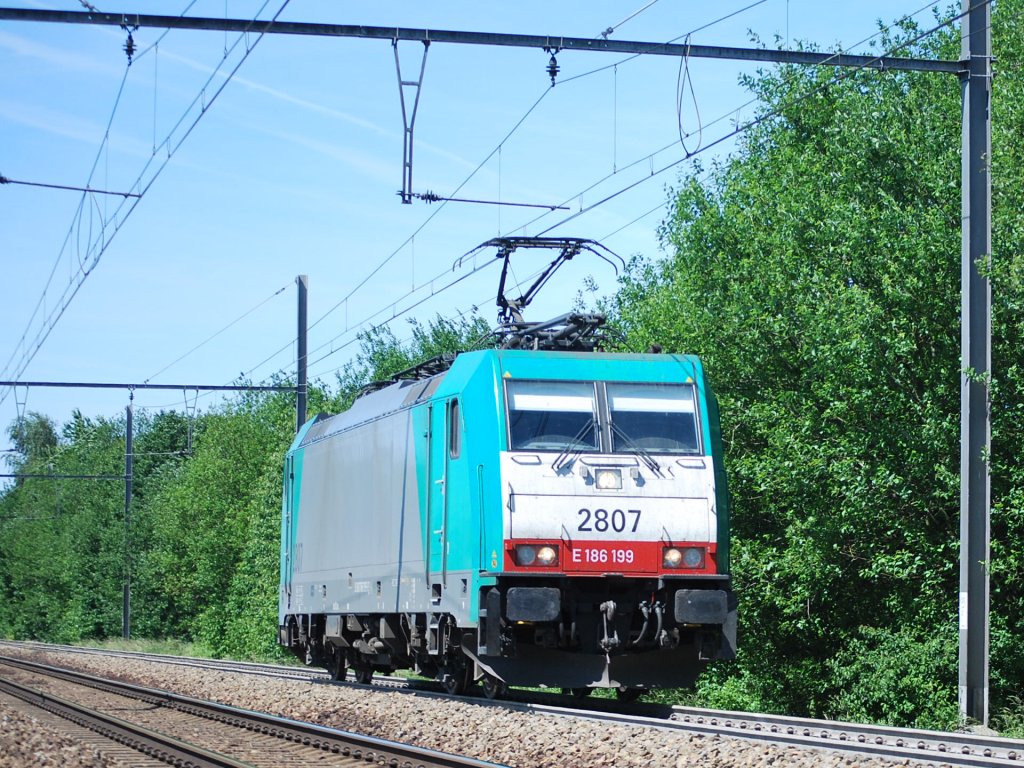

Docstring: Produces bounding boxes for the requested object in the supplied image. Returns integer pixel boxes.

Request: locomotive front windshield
[506,379,701,454]
[507,381,598,451]
[607,382,700,454]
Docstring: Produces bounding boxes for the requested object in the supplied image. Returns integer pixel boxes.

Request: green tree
[129,313,491,658]
[4,412,57,476]
[333,314,492,409]
[609,6,1024,727]
[0,412,127,642]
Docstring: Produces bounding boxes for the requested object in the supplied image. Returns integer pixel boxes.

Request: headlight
[515,544,559,567]
[682,546,705,568]
[516,545,537,566]
[595,468,622,490]
[536,545,558,566]
[663,546,705,569]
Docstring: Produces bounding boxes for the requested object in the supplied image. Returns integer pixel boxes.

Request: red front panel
[504,539,718,576]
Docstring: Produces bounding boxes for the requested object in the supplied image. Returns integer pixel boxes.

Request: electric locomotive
[278,238,735,697]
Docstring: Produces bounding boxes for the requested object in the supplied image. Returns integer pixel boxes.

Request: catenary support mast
[123,399,133,640]
[959,0,991,727]
[296,275,308,431]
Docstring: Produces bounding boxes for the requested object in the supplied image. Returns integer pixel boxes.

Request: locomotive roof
[291,348,705,452]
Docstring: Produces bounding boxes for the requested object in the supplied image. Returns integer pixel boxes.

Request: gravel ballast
[0,699,120,768]
[0,648,929,768]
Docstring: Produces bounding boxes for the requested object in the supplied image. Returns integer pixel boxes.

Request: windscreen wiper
[552,419,598,473]
[609,421,663,476]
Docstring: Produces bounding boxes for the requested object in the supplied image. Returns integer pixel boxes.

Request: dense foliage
[0,316,487,659]
[2,4,1022,733]
[607,3,1024,729]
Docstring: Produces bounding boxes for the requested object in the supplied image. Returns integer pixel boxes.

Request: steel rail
[0,640,327,681]
[666,704,1024,764]
[0,639,430,689]
[489,693,1024,768]
[0,654,505,768]
[9,642,1022,766]
[0,676,255,768]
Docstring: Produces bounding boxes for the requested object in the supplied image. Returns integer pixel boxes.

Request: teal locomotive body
[278,347,735,695]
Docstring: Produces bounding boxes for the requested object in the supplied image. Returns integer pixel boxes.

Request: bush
[826,625,960,730]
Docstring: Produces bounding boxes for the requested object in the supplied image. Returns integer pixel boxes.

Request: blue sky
[0,0,958,455]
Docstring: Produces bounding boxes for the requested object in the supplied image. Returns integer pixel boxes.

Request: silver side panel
[287,406,428,617]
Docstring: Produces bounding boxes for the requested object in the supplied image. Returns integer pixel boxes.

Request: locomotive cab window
[607,383,700,454]
[448,399,461,459]
[507,380,598,452]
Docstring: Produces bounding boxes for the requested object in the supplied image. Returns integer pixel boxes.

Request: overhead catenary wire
[238,1,787,386]
[303,87,556,341]
[19,0,957,416]
[598,0,663,40]
[0,176,141,198]
[305,0,970,380]
[396,0,952,301]
[0,0,203,392]
[298,0,965,367]
[676,35,703,156]
[516,0,950,239]
[213,85,556,388]
[0,64,132,392]
[294,0,784,345]
[0,0,849,414]
[0,0,290,408]
[142,282,290,384]
[505,0,958,240]
[559,0,773,89]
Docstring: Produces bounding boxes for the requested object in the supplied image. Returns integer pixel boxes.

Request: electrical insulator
[123,30,137,64]
[547,53,559,86]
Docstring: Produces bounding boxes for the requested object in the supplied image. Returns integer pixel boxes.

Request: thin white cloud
[0,97,151,159]
[249,124,395,184]
[153,47,478,171]
[0,29,118,76]
[155,46,388,134]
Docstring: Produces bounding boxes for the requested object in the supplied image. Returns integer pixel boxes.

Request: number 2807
[577,507,641,533]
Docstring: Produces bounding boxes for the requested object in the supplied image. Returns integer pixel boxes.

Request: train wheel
[328,650,347,682]
[482,674,507,700]
[352,660,374,685]
[439,662,473,695]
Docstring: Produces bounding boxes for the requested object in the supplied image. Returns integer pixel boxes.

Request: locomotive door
[426,400,451,586]
[282,454,295,608]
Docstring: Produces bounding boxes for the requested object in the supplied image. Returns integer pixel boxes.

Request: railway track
[0,654,503,768]
[0,639,325,682]
[497,694,1024,768]
[4,641,1024,767]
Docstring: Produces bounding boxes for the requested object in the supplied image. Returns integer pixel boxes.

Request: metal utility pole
[123,398,133,640]
[296,274,308,431]
[959,0,992,727]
